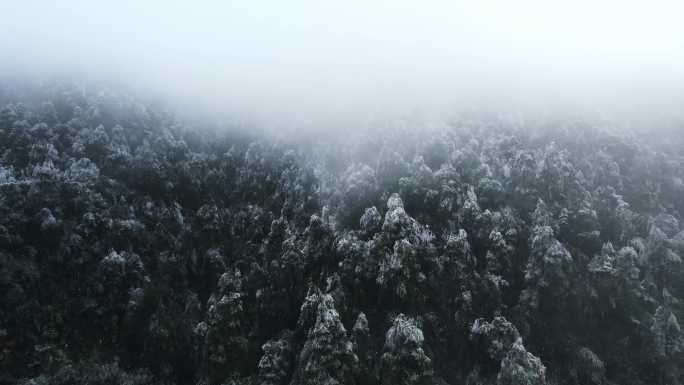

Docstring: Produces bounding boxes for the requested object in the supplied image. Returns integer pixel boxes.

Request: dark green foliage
[17,362,152,385]
[1,81,683,385]
[496,339,546,385]
[379,314,433,385]
[256,331,295,385]
[290,291,358,385]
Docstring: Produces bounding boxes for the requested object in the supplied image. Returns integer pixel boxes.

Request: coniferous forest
[1,82,683,385]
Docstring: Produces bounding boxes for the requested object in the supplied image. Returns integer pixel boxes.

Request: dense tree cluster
[1,82,683,384]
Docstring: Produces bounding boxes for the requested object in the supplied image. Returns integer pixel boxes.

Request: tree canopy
[1,81,683,385]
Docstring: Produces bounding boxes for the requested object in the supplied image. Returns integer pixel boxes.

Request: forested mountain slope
[1,83,683,385]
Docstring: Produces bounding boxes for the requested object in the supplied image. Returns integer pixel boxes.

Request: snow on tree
[359,206,382,236]
[198,269,249,384]
[471,317,521,362]
[291,292,358,385]
[496,338,546,385]
[650,291,684,384]
[256,331,295,385]
[379,314,432,385]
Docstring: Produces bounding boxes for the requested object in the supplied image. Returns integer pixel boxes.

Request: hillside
[1,82,683,385]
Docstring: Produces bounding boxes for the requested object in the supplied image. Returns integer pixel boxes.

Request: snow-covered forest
[1,81,683,385]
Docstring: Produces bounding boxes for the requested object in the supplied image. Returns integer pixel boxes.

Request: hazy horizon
[2,0,684,130]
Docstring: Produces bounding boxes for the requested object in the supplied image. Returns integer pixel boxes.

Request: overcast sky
[2,0,683,129]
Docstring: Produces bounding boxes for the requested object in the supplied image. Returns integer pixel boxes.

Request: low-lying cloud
[2,0,684,131]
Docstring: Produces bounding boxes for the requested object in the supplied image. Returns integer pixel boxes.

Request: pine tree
[256,331,295,385]
[291,293,358,385]
[198,269,249,384]
[496,338,546,385]
[379,314,432,385]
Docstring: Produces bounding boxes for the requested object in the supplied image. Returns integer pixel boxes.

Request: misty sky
[2,0,683,129]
